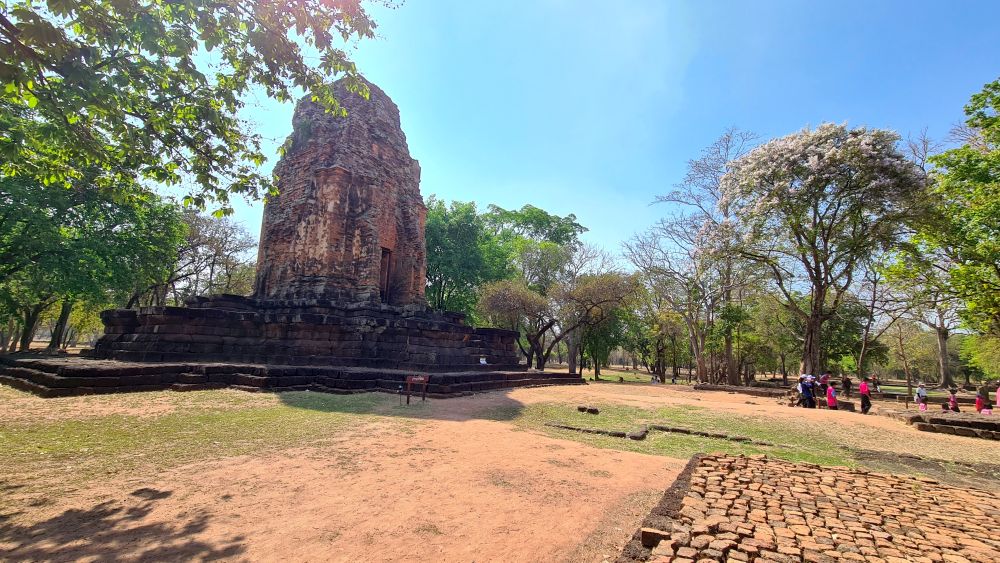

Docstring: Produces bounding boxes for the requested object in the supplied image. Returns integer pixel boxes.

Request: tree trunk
[533,347,546,370]
[779,354,787,385]
[855,341,868,379]
[935,327,956,389]
[725,335,739,385]
[896,326,913,408]
[799,316,823,375]
[47,299,74,352]
[567,336,579,375]
[19,303,47,352]
[516,338,532,364]
[670,336,679,380]
[0,318,14,353]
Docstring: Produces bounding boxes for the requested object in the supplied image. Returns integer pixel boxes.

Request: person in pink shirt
[859,377,872,414]
[948,389,961,413]
[826,384,838,410]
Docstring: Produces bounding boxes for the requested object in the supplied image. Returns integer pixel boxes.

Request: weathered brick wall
[93,301,521,370]
[255,79,427,306]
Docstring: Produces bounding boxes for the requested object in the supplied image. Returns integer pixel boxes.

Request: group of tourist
[794,372,885,415]
[795,371,875,413]
[913,383,997,415]
[975,384,999,415]
[797,371,1000,417]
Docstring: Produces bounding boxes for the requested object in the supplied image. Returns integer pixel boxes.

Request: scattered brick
[617,455,1000,563]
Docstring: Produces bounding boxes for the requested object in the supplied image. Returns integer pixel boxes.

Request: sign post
[405,375,429,405]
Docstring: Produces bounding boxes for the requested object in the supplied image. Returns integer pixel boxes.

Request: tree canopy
[0,175,186,350]
[720,123,926,374]
[922,79,1000,334]
[0,0,375,210]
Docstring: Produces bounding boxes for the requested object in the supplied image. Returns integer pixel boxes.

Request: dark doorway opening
[379,248,392,303]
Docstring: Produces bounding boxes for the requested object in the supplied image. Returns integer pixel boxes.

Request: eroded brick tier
[0,79,585,397]
[84,79,525,373]
[91,295,520,370]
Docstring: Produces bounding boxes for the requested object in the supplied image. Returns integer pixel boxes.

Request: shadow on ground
[0,487,245,561]
[277,387,529,423]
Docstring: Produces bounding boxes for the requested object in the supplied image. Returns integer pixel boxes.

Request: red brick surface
[255,79,427,306]
[627,455,1000,563]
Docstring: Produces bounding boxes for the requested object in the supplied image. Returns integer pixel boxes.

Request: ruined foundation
[0,79,584,397]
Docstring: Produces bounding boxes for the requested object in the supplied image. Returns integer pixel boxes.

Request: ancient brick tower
[255,81,427,307]
[2,78,588,397]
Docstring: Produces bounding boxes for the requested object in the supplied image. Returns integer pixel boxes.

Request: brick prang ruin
[0,79,585,397]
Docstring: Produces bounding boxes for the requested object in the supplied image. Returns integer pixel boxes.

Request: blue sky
[228,0,1000,253]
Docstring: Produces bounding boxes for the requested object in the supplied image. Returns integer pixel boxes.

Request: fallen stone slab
[627,426,649,441]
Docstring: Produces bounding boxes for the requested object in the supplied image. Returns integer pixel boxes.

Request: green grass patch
[879,385,950,398]
[488,402,853,466]
[0,391,403,500]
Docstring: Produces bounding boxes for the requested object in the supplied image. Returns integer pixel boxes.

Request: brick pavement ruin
[621,454,1000,563]
[0,79,582,397]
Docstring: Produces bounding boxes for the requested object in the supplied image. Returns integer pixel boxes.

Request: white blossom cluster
[719,123,925,259]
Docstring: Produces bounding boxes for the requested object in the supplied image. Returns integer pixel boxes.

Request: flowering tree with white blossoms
[720,123,926,375]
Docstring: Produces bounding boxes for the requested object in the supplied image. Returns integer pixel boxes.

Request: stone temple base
[0,295,587,398]
[90,295,524,370]
[0,356,585,398]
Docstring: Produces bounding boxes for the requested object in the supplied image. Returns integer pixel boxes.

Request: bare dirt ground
[1,380,995,562]
[1,386,681,563]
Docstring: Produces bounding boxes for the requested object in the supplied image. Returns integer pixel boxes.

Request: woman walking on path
[841,375,852,399]
[859,377,872,415]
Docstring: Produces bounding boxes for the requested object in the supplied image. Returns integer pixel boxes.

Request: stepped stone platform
[620,454,1000,563]
[92,295,523,370]
[883,409,1000,440]
[4,78,590,397]
[0,356,584,398]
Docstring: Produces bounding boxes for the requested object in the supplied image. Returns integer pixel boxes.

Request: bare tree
[625,222,721,382]
[852,256,910,377]
[889,247,963,388]
[654,128,759,384]
[129,211,257,307]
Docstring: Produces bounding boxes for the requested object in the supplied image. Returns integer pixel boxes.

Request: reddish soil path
[1,395,680,562]
[4,382,994,562]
